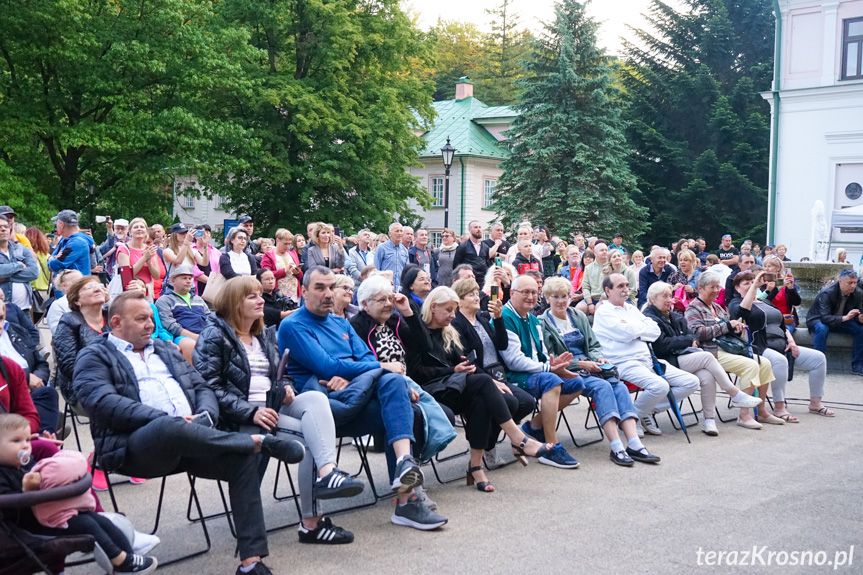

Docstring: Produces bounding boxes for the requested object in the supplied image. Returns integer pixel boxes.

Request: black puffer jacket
[54,311,110,405]
[642,304,696,368]
[74,334,218,472]
[4,321,50,382]
[193,314,286,430]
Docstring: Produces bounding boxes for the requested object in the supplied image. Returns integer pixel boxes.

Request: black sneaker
[391,455,424,492]
[235,561,273,575]
[298,517,354,544]
[626,446,661,464]
[609,449,634,467]
[260,435,305,464]
[315,468,364,500]
[391,495,448,530]
[115,554,157,574]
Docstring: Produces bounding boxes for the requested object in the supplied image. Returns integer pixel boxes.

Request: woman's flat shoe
[466,465,494,492]
[737,418,763,430]
[757,414,785,425]
[776,413,799,423]
[809,407,836,417]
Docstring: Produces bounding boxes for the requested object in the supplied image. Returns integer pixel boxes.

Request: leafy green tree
[622,0,774,247]
[207,0,436,235]
[429,19,485,101]
[494,0,647,242]
[0,0,258,228]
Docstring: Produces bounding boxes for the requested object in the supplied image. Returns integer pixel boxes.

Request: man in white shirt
[593,273,699,437]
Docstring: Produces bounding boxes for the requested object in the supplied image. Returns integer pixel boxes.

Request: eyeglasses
[512,289,539,297]
[414,277,431,284]
[81,283,104,292]
[369,295,394,304]
[547,294,569,301]
[336,286,354,293]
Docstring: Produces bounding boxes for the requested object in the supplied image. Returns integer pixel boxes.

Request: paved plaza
[65,374,862,575]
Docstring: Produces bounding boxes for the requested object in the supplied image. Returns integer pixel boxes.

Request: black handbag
[714,333,749,356]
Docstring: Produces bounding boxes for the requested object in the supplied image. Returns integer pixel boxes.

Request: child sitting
[513,239,541,275]
[0,413,157,574]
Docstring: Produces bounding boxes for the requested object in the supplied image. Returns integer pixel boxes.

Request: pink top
[31,451,96,528]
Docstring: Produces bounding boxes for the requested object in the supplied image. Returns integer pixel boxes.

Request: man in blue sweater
[278,266,447,531]
[48,210,94,277]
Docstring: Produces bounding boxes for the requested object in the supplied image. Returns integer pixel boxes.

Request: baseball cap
[169,223,189,234]
[613,232,623,239]
[114,218,129,227]
[51,210,79,226]
[238,216,253,224]
[0,206,16,217]
[170,263,196,278]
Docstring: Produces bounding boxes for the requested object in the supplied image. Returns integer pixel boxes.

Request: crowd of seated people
[0,205,849,575]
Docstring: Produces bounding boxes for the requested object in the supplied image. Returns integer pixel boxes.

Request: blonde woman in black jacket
[194,276,362,545]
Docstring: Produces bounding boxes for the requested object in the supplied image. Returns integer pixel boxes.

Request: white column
[822,1,841,86]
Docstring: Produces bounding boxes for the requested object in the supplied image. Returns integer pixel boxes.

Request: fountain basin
[784,262,852,325]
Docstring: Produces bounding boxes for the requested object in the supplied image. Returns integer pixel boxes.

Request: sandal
[809,406,836,417]
[511,436,553,466]
[776,413,799,423]
[466,466,494,493]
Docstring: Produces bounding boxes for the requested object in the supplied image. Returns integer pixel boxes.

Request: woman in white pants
[727,271,834,420]
[642,282,761,436]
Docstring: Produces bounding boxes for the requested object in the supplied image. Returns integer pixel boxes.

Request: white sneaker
[701,420,719,436]
[640,415,662,436]
[730,393,762,409]
[132,531,161,555]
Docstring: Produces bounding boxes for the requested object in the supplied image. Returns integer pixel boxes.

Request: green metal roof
[472,105,518,121]
[419,97,514,160]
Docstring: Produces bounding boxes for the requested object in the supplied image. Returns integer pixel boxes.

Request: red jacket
[260,249,303,297]
[0,357,39,433]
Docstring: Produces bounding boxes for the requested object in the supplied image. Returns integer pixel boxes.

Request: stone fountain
[786,201,851,324]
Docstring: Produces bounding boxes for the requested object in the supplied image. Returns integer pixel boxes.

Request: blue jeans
[522,372,584,399]
[580,375,637,426]
[811,319,863,370]
[331,372,415,482]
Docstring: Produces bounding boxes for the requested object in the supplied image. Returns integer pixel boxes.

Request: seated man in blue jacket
[74,291,305,575]
[279,266,448,531]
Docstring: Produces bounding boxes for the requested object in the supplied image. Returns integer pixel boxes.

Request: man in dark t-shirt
[716,234,739,271]
[483,222,511,264]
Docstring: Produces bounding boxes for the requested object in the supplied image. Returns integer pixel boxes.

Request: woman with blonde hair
[304,223,344,273]
[406,286,556,493]
[332,275,358,320]
[194,276,362,544]
[116,218,160,297]
[261,228,302,302]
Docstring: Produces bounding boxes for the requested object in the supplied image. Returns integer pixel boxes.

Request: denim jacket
[0,241,39,304]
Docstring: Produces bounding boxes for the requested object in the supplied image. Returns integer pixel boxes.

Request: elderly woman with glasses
[685,272,775,430]
[331,274,358,320]
[538,277,654,465]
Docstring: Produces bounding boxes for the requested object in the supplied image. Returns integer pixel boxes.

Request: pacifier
[17,448,31,466]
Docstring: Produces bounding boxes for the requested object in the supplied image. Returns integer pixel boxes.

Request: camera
[95,215,109,224]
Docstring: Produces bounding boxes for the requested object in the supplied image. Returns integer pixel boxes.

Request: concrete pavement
[66,373,863,575]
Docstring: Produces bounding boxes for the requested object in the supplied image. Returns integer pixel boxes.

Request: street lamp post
[441,136,455,229]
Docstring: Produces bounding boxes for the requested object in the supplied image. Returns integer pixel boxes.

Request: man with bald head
[374,222,409,291]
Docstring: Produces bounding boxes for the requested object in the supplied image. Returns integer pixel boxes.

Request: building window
[483,178,497,208]
[430,231,442,248]
[183,195,195,209]
[842,17,863,80]
[430,177,444,207]
[215,195,227,209]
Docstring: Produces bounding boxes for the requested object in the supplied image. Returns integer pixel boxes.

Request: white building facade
[765,0,863,261]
